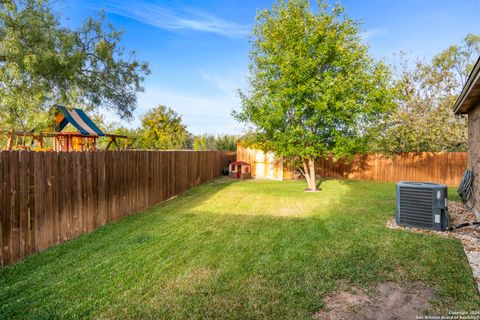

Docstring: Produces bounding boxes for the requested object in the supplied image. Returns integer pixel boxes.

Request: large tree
[370,35,479,153]
[140,105,192,150]
[234,0,395,190]
[0,0,150,130]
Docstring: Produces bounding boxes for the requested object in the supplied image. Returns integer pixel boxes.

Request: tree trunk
[302,157,317,191]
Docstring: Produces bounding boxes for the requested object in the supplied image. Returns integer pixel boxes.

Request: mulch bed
[387,201,480,293]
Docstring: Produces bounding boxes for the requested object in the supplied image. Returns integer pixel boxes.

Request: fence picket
[2,152,11,265]
[10,152,20,262]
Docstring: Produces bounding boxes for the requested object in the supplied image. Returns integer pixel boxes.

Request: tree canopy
[193,134,237,151]
[140,105,192,150]
[0,0,150,130]
[235,0,395,190]
[371,35,479,153]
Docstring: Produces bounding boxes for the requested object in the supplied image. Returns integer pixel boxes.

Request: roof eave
[454,57,480,114]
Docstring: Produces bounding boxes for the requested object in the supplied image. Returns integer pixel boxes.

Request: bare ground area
[314,281,434,320]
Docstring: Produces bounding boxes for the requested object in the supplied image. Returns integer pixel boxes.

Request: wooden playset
[2,105,127,151]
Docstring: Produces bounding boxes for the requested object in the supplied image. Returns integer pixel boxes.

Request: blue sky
[56,0,480,134]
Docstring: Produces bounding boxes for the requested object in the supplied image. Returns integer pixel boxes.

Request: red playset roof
[231,161,250,165]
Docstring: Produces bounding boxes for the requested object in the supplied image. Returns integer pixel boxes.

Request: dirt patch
[314,281,434,320]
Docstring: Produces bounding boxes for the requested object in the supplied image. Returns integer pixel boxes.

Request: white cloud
[103,0,250,38]
[97,70,249,135]
[103,86,245,135]
[198,70,247,95]
[361,28,388,39]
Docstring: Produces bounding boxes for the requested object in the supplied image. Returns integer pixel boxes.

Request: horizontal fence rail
[0,150,236,266]
[237,145,466,186]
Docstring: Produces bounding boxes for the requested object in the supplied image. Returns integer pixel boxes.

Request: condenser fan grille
[398,187,433,228]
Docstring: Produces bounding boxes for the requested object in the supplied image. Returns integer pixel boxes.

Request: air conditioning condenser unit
[396,181,449,231]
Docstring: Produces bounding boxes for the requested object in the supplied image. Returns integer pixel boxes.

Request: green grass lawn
[0,178,479,319]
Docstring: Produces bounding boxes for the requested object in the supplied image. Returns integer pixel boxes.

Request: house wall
[468,103,480,217]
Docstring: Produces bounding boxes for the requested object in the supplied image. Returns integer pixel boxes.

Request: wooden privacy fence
[237,145,467,186]
[0,150,236,266]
